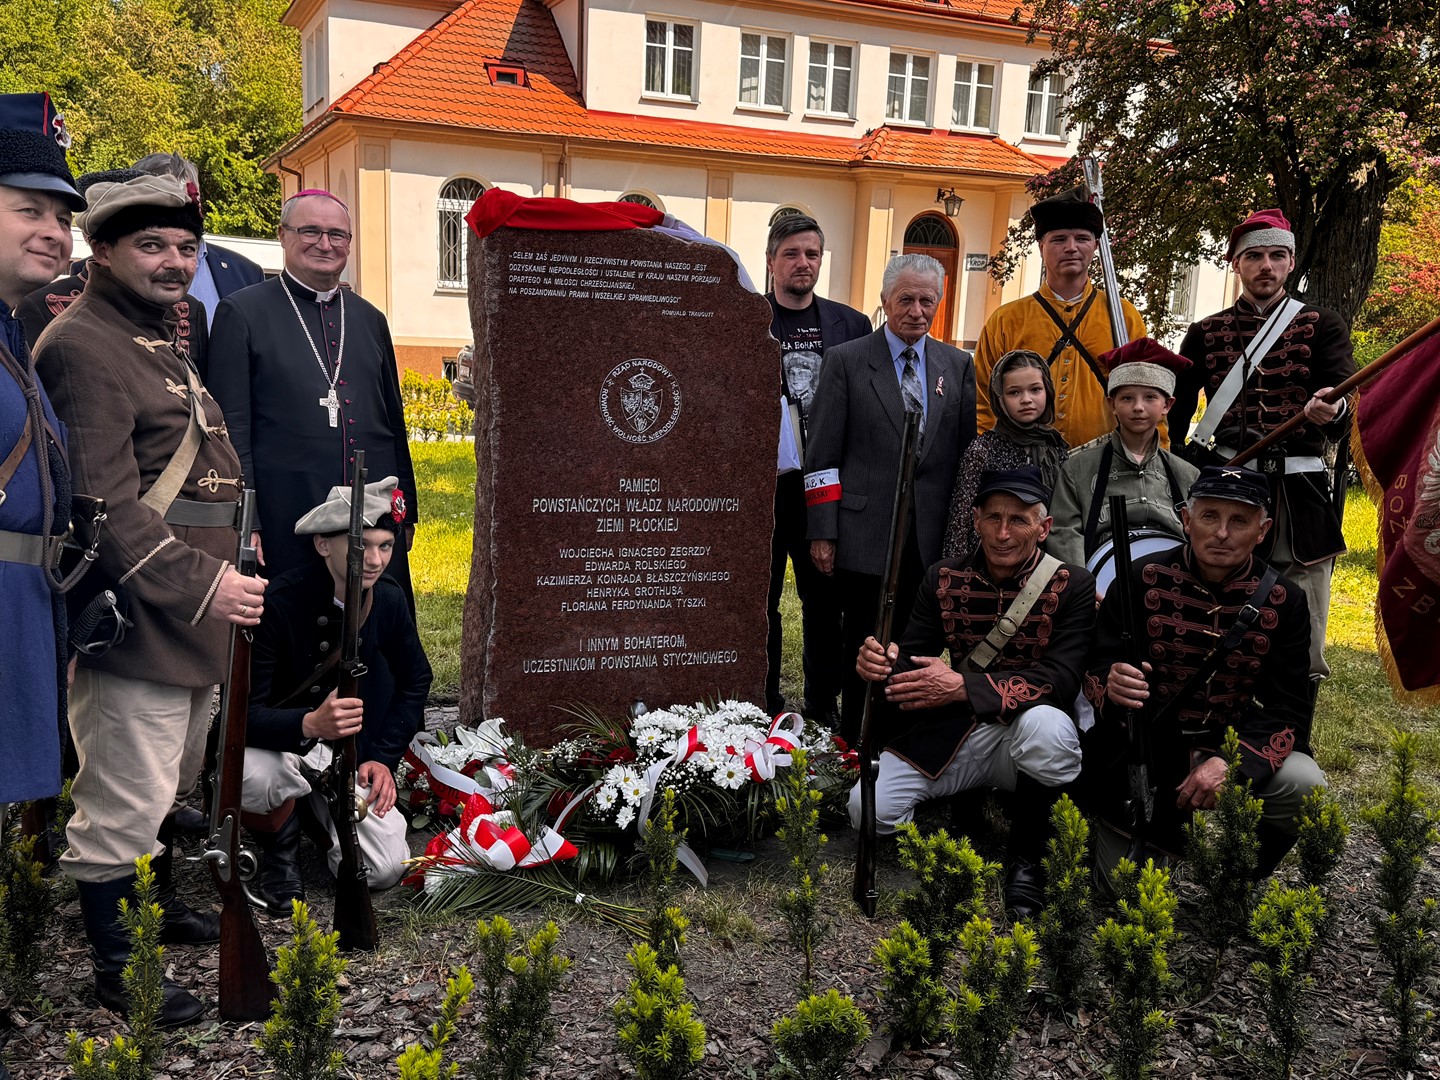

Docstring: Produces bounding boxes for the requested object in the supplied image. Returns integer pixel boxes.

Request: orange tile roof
[294,0,1048,179]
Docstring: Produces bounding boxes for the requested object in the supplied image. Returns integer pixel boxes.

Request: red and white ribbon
[742,711,805,782]
[408,792,578,890]
[405,727,514,807]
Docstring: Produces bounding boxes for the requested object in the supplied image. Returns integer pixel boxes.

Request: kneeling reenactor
[852,466,1096,919]
[1085,465,1327,891]
[242,476,431,912]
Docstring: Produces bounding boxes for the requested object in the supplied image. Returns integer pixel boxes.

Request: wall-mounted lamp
[936,188,965,217]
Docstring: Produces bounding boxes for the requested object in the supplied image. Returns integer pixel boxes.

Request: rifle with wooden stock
[1108,495,1155,863]
[324,452,379,952]
[202,489,273,1021]
[852,406,923,919]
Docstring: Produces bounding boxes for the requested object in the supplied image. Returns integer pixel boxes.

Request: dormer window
[486,63,528,87]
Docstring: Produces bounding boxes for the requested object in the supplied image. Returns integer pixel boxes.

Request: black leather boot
[76,876,205,1028]
[152,849,220,945]
[1003,774,1063,922]
[1255,821,1299,879]
[251,810,305,917]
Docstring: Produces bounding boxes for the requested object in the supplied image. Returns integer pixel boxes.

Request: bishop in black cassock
[206,190,418,604]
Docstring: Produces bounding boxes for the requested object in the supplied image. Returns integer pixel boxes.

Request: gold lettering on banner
[1392,577,1417,599]
[1413,593,1436,617]
[197,470,240,493]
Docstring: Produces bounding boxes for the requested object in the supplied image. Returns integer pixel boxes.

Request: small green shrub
[1250,879,1326,1078]
[894,822,998,973]
[774,748,830,993]
[614,942,706,1080]
[1183,728,1263,969]
[873,920,948,1049]
[401,369,475,441]
[1095,858,1178,1080]
[947,916,1040,1080]
[1296,788,1349,893]
[0,830,54,1002]
[1037,793,1093,1009]
[772,989,871,1080]
[473,916,571,1080]
[1363,730,1440,1071]
[397,966,474,1080]
[256,900,347,1080]
[66,854,165,1080]
[643,789,689,973]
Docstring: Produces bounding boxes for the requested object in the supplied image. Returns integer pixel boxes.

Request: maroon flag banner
[1353,321,1440,700]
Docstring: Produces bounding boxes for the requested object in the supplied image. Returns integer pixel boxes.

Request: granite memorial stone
[460,217,778,744]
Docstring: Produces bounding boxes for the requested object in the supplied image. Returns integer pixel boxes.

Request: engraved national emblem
[599,359,682,444]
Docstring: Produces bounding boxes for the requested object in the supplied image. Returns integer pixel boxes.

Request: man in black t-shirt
[766,214,871,725]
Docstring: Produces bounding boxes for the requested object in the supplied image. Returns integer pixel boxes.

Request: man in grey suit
[803,254,977,744]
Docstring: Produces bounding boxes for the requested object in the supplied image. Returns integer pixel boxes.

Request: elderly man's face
[0,185,73,304]
[280,196,352,287]
[881,269,941,345]
[973,493,1051,579]
[1181,497,1271,581]
[92,227,198,308]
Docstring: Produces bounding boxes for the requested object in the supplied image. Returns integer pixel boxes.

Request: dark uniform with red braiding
[1084,533,1325,891]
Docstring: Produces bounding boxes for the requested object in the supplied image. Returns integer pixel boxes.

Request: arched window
[618,191,663,211]
[770,204,808,226]
[903,215,956,248]
[437,177,486,290]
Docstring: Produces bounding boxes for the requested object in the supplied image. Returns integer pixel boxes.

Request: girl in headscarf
[941,349,1069,560]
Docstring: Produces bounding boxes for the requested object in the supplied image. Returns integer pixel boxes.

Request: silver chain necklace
[280,273,346,427]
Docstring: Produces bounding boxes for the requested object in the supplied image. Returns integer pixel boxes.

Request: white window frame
[1025,70,1067,138]
[805,39,855,118]
[886,50,933,126]
[437,177,487,292]
[644,18,698,101]
[738,29,790,111]
[303,24,327,109]
[951,58,997,132]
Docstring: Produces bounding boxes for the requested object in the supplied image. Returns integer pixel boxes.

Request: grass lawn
[412,445,1439,798]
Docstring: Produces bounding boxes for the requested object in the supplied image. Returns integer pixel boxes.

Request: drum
[1086,529,1184,595]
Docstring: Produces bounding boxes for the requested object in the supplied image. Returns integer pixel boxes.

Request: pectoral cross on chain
[319,388,340,427]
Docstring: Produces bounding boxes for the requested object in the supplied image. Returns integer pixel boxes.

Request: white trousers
[243,744,409,891]
[63,670,213,882]
[847,705,1082,834]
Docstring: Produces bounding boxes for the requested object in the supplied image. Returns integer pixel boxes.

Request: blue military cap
[1189,465,1270,509]
[0,92,84,210]
[975,465,1051,507]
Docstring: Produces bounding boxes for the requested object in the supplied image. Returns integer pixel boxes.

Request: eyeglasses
[283,224,353,246]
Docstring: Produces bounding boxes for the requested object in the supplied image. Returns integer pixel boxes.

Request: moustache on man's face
[152,271,190,285]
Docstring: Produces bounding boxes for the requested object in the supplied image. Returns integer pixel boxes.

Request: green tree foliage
[66,855,165,1080]
[1354,177,1440,363]
[873,920,949,1049]
[614,942,706,1080]
[1363,731,1440,1071]
[1183,728,1263,969]
[0,0,300,235]
[771,989,871,1080]
[1094,858,1178,1080]
[257,900,347,1080]
[894,822,998,973]
[1037,793,1093,1010]
[473,917,571,1080]
[397,967,474,1080]
[946,917,1040,1080]
[1249,880,1326,1079]
[1015,0,1440,328]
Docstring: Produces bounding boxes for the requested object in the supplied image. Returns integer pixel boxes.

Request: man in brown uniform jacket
[35,175,267,1026]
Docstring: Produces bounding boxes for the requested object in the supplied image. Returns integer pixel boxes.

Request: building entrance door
[902,214,960,344]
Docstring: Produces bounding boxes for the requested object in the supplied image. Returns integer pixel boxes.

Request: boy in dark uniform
[242,475,431,912]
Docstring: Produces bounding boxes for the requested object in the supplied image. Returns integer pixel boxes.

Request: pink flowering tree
[997,0,1440,331]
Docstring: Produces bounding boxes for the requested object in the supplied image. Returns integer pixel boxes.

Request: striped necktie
[900,345,925,444]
